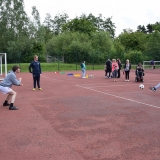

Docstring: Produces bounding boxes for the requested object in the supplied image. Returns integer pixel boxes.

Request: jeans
[82,69,86,77]
[112,70,117,78]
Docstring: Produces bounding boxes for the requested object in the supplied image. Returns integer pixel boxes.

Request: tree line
[0,0,160,64]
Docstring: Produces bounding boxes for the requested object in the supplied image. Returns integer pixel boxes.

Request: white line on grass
[76,84,160,109]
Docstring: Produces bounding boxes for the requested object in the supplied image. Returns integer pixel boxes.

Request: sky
[24,0,160,36]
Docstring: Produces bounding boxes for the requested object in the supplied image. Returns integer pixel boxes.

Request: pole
[76,51,77,71]
[58,52,59,71]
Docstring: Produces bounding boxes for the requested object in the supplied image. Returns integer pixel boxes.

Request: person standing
[112,59,119,82]
[29,55,42,90]
[124,59,131,81]
[0,65,23,110]
[150,60,155,69]
[106,58,112,78]
[81,61,86,78]
[117,59,122,78]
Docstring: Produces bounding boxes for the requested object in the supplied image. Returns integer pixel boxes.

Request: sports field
[0,69,160,160]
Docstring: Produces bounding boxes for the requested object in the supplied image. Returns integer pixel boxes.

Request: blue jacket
[0,71,21,87]
[29,61,41,75]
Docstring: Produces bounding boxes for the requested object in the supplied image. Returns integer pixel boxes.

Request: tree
[0,0,30,62]
[51,12,69,35]
[118,31,147,52]
[124,50,143,64]
[144,31,160,60]
[146,24,153,34]
[85,13,116,38]
[137,25,147,33]
[62,17,96,35]
[113,39,125,62]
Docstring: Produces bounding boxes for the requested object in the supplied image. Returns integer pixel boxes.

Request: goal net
[143,61,160,69]
[0,53,7,80]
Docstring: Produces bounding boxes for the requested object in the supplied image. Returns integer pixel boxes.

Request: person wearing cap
[0,65,23,110]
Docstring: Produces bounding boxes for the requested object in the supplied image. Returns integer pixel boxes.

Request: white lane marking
[76,84,160,109]
[86,83,157,89]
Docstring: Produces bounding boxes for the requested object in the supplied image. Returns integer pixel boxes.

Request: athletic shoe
[125,80,127,81]
[128,80,129,81]
[3,102,10,106]
[38,88,42,90]
[32,88,36,91]
[82,77,86,78]
[9,106,18,110]
[149,87,156,92]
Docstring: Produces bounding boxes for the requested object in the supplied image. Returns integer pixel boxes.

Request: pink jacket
[112,62,119,72]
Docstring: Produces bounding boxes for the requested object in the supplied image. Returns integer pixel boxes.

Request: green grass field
[2,63,155,73]
[5,63,104,73]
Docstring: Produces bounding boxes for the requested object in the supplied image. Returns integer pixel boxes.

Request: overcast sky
[24,0,160,36]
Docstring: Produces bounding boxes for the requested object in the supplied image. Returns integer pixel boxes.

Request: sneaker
[3,102,10,106]
[125,80,127,81]
[9,106,18,110]
[149,87,156,92]
[82,77,86,78]
[32,88,36,91]
[38,88,42,90]
[128,80,129,81]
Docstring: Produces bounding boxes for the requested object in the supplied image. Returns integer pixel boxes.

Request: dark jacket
[29,61,41,75]
[106,60,112,69]
[117,60,122,70]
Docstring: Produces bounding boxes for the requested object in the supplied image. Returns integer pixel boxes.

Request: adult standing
[0,65,23,110]
[117,59,122,78]
[29,55,42,90]
[81,61,86,78]
[124,59,131,81]
[112,59,119,82]
[106,58,112,78]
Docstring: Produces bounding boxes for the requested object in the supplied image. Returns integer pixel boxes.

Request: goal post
[0,53,7,80]
[143,61,160,69]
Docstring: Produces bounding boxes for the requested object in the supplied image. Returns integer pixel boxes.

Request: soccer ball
[139,84,144,89]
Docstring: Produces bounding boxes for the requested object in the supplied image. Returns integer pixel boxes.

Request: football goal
[143,61,160,69]
[0,53,7,80]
